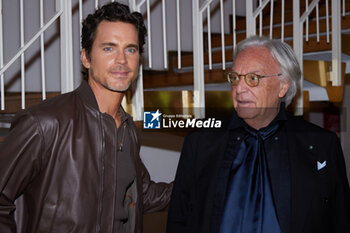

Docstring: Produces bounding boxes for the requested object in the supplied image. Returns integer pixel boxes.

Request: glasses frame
[226,71,282,87]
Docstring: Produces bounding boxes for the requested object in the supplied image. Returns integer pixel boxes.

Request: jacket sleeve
[330,133,350,232]
[0,111,44,233]
[141,161,173,213]
[166,134,196,233]
[127,118,173,213]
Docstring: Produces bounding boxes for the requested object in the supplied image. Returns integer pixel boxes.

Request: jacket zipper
[118,122,126,151]
[111,119,121,233]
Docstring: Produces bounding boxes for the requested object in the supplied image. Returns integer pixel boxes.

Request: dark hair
[81,2,147,79]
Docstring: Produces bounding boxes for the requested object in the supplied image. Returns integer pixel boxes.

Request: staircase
[143,0,350,112]
[1,0,349,133]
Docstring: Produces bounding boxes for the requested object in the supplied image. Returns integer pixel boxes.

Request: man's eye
[232,75,240,81]
[126,48,137,53]
[103,47,112,52]
[250,75,259,81]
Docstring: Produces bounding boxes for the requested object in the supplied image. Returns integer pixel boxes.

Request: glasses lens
[228,72,240,85]
[246,73,260,86]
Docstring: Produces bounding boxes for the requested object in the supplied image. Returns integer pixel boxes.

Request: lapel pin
[317,161,327,171]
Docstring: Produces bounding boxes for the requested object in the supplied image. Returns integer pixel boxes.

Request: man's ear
[279,80,290,98]
[81,49,90,69]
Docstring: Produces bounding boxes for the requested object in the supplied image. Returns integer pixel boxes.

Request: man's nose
[235,75,248,93]
[115,51,127,64]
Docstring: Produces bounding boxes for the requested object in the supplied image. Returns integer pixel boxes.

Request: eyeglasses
[226,71,282,87]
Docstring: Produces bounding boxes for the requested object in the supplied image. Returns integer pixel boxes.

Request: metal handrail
[0,10,62,78]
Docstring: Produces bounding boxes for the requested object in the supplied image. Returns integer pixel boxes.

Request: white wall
[140,145,180,182]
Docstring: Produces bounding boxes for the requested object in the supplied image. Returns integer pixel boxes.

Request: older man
[166,36,350,233]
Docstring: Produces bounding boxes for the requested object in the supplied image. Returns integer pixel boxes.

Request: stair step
[230,1,350,32]
[209,14,350,51]
[174,34,341,69]
[0,92,60,114]
[303,60,346,102]
[343,34,350,56]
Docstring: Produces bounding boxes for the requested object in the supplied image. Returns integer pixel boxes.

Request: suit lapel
[286,122,318,233]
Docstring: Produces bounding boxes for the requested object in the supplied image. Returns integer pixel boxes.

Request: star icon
[150,109,161,122]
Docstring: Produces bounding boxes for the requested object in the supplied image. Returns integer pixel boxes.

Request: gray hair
[233,36,301,106]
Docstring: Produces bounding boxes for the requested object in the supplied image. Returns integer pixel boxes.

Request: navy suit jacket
[167,114,350,233]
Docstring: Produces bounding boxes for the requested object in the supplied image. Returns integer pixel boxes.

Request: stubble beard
[90,67,137,93]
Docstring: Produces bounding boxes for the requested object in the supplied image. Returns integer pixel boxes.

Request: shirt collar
[118,105,129,123]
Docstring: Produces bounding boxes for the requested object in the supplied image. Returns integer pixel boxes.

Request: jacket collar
[76,80,128,123]
[76,80,100,111]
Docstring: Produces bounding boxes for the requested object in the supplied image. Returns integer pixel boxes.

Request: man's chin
[110,88,129,93]
[106,82,132,93]
[235,107,259,119]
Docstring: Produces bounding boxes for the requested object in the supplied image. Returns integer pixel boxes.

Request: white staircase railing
[58,0,74,95]
[292,0,342,115]
[192,0,206,118]
[0,0,74,110]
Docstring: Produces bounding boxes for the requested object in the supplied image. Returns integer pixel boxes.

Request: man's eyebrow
[127,43,139,49]
[99,42,139,50]
[100,42,116,47]
[232,70,260,74]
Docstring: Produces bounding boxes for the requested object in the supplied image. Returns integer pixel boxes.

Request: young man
[167,36,350,233]
[0,2,172,233]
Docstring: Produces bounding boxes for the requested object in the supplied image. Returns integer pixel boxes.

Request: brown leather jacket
[0,81,172,233]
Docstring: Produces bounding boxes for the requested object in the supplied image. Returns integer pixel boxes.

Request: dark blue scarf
[219,119,282,233]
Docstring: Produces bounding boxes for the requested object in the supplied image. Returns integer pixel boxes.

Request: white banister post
[246,0,255,37]
[331,0,341,86]
[128,0,144,121]
[192,0,205,118]
[57,0,74,93]
[128,0,136,11]
[293,0,303,115]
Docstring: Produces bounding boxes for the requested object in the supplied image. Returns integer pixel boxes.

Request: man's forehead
[96,21,138,38]
[236,46,272,60]
[91,22,138,51]
[233,47,279,72]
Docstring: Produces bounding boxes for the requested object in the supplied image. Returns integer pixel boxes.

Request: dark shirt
[215,106,291,233]
[111,109,136,233]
